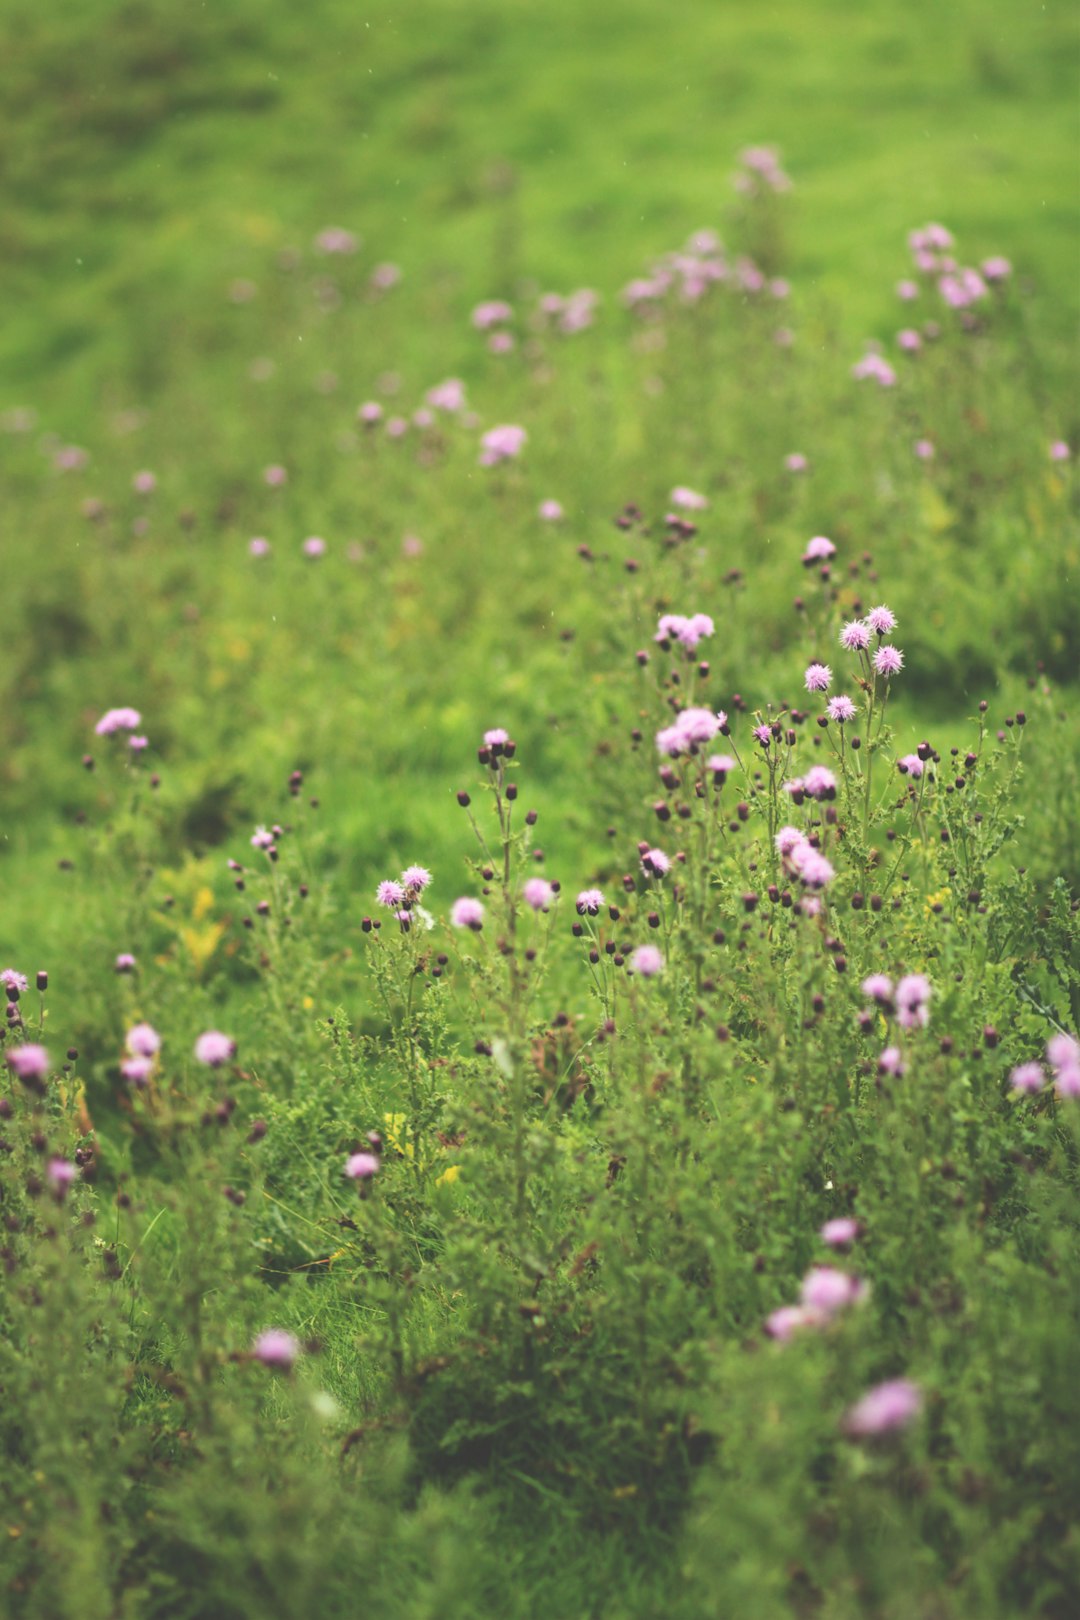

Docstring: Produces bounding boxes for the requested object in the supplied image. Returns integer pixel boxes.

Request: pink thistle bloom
[523,877,555,911]
[820,1217,860,1248]
[1009,1062,1045,1095]
[425,378,465,412]
[263,465,288,487]
[253,1329,301,1369]
[114,954,136,973]
[793,847,835,888]
[802,535,836,564]
[879,1046,905,1077]
[121,1056,153,1086]
[488,331,515,354]
[784,452,808,473]
[896,279,919,301]
[678,707,723,744]
[401,866,432,893]
[126,1023,161,1057]
[861,974,894,1004]
[827,695,857,723]
[1055,1065,1080,1099]
[376,880,406,908]
[483,727,509,748]
[839,620,871,651]
[450,897,484,930]
[914,439,935,460]
[873,646,904,677]
[538,499,564,522]
[54,445,89,471]
[641,848,671,877]
[1047,1033,1080,1069]
[765,1305,824,1342]
[0,969,28,994]
[479,424,526,466]
[194,1030,235,1067]
[800,1266,866,1316]
[386,416,409,438]
[897,329,922,353]
[896,973,931,1030]
[370,262,401,290]
[852,352,896,387]
[630,945,664,977]
[357,402,384,426]
[302,536,327,559]
[803,766,837,800]
[6,1044,50,1082]
[799,895,823,918]
[412,408,433,429]
[804,662,832,693]
[345,1152,380,1181]
[844,1378,921,1438]
[575,889,605,916]
[472,300,513,330]
[132,470,157,494]
[1050,440,1071,462]
[251,827,274,850]
[898,754,924,777]
[249,537,271,557]
[753,723,773,747]
[981,256,1011,282]
[95,707,142,736]
[670,486,708,511]
[314,227,358,255]
[655,613,715,650]
[707,753,736,779]
[775,826,807,859]
[47,1158,77,1196]
[866,605,897,634]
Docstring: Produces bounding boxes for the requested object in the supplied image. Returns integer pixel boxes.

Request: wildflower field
[2,2,1079,1615]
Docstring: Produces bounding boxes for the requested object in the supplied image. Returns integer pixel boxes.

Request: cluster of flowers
[1009,1033,1080,1099]
[94,707,148,752]
[732,144,792,197]
[374,866,434,931]
[535,287,599,334]
[622,229,788,313]
[859,973,932,1076]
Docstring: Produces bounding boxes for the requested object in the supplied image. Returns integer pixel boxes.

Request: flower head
[345,1152,380,1181]
[630,945,664,977]
[523,877,555,911]
[6,1044,50,1082]
[861,974,894,1005]
[802,535,836,565]
[401,866,432,893]
[873,645,904,677]
[575,889,605,916]
[483,727,509,749]
[640,848,671,878]
[839,619,870,651]
[827,695,857,723]
[895,973,931,1030]
[898,754,924,778]
[126,1023,161,1058]
[450,897,484,930]
[867,605,897,635]
[669,486,708,511]
[538,499,564,522]
[47,1158,77,1196]
[765,1305,823,1342]
[820,1217,860,1248]
[479,424,526,466]
[804,663,832,693]
[249,537,271,557]
[376,880,405,909]
[800,1266,866,1316]
[844,1378,921,1438]
[253,1329,300,1369]
[1009,1062,1044,1095]
[194,1030,235,1067]
[0,969,28,994]
[803,766,837,801]
[302,536,327,559]
[95,707,142,736]
[114,954,136,973]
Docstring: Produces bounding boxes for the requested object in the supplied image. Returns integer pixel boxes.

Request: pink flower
[844,1378,921,1437]
[791,847,835,888]
[450,898,484,930]
[873,646,904,677]
[839,620,871,651]
[1047,1033,1080,1069]
[898,754,924,778]
[402,866,432,893]
[707,754,736,779]
[655,613,715,650]
[314,227,358,255]
[95,707,142,736]
[803,766,837,801]
[426,378,466,412]
[132,470,157,495]
[345,1152,380,1181]
[981,256,1011,282]
[263,464,288,487]
[1050,440,1071,462]
[370,262,401,290]
[765,1305,823,1342]
[523,878,555,911]
[914,439,935,461]
[126,1023,161,1057]
[655,707,723,756]
[483,727,510,749]
[114,953,136,973]
[488,331,515,354]
[575,889,605,916]
[253,1329,301,1368]
[800,1266,866,1316]
[896,329,922,353]
[376,880,405,908]
[820,1217,859,1248]
[804,662,832,693]
[194,1031,235,1067]
[630,945,664,977]
[251,826,275,850]
[120,1056,153,1086]
[802,535,836,565]
[479,425,526,467]
[249,537,271,557]
[775,826,806,859]
[6,1044,50,1082]
[47,1158,77,1196]
[896,973,931,1030]
[861,974,894,1005]
[538,500,564,522]
[896,279,919,301]
[641,848,671,877]
[866,605,897,634]
[879,1046,905,1076]
[670,486,708,511]
[1055,1066,1080,1099]
[0,969,28,994]
[852,352,896,387]
[1009,1062,1044,1095]
[472,300,513,330]
[302,536,327,559]
[827,695,857,723]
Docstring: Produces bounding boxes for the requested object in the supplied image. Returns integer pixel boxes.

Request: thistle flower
[575,889,605,916]
[95,707,142,736]
[839,620,871,651]
[0,969,28,994]
[376,880,406,908]
[800,1267,866,1316]
[827,695,857,723]
[249,537,271,557]
[479,424,526,466]
[640,848,671,877]
[426,378,465,412]
[450,898,484,930]
[765,1305,823,1341]
[472,300,513,330]
[879,1046,905,1076]
[914,439,935,460]
[126,1023,161,1057]
[251,827,274,850]
[47,1158,77,1196]
[803,766,837,801]
[538,499,564,522]
[895,973,931,1029]
[1049,440,1071,462]
[669,486,708,510]
[114,954,136,973]
[302,536,327,558]
[1009,1062,1044,1095]
[861,974,893,1004]
[523,877,555,911]
[867,605,897,635]
[873,646,904,677]
[802,535,836,565]
[630,945,664,977]
[401,866,432,893]
[194,1031,235,1067]
[483,727,509,749]
[120,1056,153,1086]
[844,1378,921,1437]
[804,663,832,693]
[784,453,808,474]
[253,1329,301,1368]
[345,1152,380,1180]
[6,1044,50,1082]
[707,753,736,779]
[820,1217,860,1248]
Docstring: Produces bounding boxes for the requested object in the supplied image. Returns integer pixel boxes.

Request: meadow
[1,1,1079,1616]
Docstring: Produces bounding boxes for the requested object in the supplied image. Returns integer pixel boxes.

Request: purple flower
[641,848,671,878]
[253,1329,301,1369]
[898,754,924,778]
[126,1023,161,1057]
[1009,1062,1044,1095]
[707,753,736,779]
[426,378,465,412]
[879,1046,905,1077]
[575,889,605,916]
[800,1266,866,1316]
[194,1031,235,1067]
[765,1305,823,1342]
[263,464,288,487]
[1050,440,1071,462]
[345,1152,380,1181]
[820,1217,860,1248]
[839,619,871,651]
[844,1378,921,1437]
[523,878,555,911]
[791,846,835,888]
[982,256,1011,282]
[896,279,919,301]
[803,766,837,801]
[873,646,904,677]
[538,499,564,522]
[827,695,857,723]
[6,1044,50,1082]
[1047,1033,1080,1069]
[655,612,715,650]
[804,663,832,693]
[670,485,708,511]
[775,826,806,859]
[472,300,513,330]
[866,605,897,635]
[752,723,773,748]
[861,974,894,1005]
[315,226,358,255]
[896,329,922,353]
[95,707,142,736]
[47,1158,77,1196]
[479,424,526,466]
[784,452,808,474]
[655,707,723,756]
[896,973,931,1030]
[852,352,896,387]
[630,945,664,977]
[121,1056,153,1086]
[376,880,406,908]
[249,537,271,557]
[0,969,28,994]
[914,438,935,461]
[483,727,509,749]
[302,536,327,559]
[802,535,836,565]
[251,826,274,850]
[402,866,432,893]
[450,898,484,930]
[114,954,136,974]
